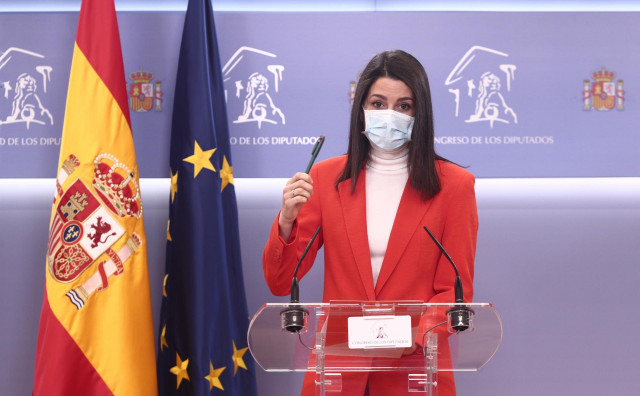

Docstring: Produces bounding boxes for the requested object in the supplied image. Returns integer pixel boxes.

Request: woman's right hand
[278,172,313,241]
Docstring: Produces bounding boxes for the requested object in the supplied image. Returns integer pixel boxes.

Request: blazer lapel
[375,181,432,295]
[338,175,376,301]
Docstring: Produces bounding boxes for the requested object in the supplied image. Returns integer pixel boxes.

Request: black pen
[304,135,325,174]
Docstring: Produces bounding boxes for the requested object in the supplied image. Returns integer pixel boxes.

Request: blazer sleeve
[262,165,325,296]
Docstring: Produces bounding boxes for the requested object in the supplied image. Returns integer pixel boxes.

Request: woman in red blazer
[263,50,478,396]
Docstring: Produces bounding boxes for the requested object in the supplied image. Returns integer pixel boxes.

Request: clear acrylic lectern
[248,301,502,395]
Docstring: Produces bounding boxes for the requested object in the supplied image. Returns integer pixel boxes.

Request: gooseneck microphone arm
[281,225,321,334]
[423,225,472,332]
[290,225,321,303]
[423,226,464,304]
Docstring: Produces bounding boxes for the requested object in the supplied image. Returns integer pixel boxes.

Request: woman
[262,50,478,396]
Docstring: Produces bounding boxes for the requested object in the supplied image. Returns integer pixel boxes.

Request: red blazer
[263,156,478,396]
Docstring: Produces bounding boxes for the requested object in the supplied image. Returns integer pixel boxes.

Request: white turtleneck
[365,145,409,286]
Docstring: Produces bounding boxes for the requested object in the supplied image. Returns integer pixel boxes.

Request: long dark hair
[336,50,446,200]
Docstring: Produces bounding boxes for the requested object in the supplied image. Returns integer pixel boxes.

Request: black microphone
[281,225,321,333]
[423,225,473,332]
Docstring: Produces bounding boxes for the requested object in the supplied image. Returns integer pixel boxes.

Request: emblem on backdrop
[0,47,54,129]
[127,68,163,112]
[445,46,517,128]
[583,68,624,111]
[222,46,285,128]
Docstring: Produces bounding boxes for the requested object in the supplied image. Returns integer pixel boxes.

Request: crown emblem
[592,68,615,82]
[129,68,154,84]
[583,66,624,111]
[92,153,142,218]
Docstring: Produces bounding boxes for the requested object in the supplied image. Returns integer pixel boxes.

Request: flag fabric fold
[33,0,158,395]
[156,0,258,394]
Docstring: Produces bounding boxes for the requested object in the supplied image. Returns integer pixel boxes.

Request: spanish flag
[32,0,158,394]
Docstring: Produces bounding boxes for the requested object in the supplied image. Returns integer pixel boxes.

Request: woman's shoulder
[313,155,347,176]
[436,159,475,186]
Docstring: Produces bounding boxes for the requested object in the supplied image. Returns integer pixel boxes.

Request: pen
[304,135,325,174]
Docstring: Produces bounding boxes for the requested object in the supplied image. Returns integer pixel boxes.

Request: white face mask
[363,109,415,151]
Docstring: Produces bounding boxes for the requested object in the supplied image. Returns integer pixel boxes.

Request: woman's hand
[278,172,313,241]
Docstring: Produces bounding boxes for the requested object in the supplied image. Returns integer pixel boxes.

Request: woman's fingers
[280,173,314,224]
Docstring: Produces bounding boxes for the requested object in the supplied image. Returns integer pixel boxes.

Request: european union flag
[156,0,258,394]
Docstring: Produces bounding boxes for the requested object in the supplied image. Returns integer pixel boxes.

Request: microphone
[423,225,473,333]
[281,225,321,333]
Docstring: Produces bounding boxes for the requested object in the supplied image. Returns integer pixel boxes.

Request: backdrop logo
[127,68,163,112]
[583,68,624,111]
[0,47,53,129]
[445,46,517,128]
[222,46,285,129]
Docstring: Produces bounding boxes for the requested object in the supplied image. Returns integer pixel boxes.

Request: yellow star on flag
[232,340,249,375]
[205,361,226,391]
[160,324,168,351]
[163,274,168,297]
[220,155,234,192]
[170,168,178,203]
[183,140,216,178]
[166,219,172,242]
[170,352,190,389]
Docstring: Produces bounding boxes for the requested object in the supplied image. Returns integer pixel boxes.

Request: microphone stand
[281,225,321,333]
[423,226,473,333]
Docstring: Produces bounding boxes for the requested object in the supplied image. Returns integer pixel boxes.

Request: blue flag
[156,0,258,394]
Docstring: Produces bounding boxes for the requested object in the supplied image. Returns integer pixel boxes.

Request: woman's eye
[398,103,411,111]
[372,101,384,108]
